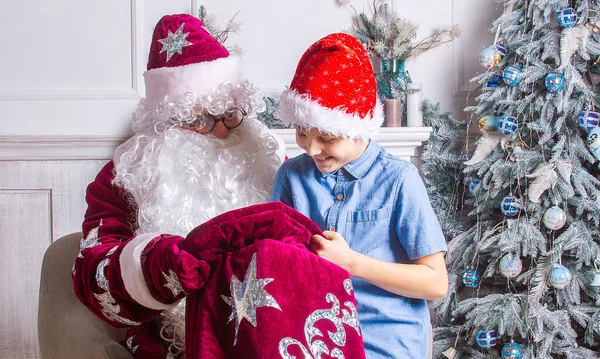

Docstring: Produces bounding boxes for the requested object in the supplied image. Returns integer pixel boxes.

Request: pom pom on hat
[143,14,243,109]
[278,33,383,140]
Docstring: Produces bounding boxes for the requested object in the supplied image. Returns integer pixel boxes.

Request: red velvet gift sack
[181,202,366,359]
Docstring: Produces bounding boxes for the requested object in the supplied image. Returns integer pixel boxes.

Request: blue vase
[377,58,412,99]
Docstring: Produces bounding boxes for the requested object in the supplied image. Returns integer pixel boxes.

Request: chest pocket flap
[345,207,391,254]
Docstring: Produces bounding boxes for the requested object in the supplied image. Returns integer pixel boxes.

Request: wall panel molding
[0,136,127,161]
[0,0,143,102]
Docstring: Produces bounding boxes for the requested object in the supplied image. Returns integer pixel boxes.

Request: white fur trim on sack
[278,89,384,140]
[120,233,178,310]
[143,56,242,109]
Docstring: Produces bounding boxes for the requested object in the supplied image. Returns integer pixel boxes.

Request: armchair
[38,232,132,359]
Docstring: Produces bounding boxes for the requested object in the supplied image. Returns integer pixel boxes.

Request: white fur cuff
[120,233,178,310]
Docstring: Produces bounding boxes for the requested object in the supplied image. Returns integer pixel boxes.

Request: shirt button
[337,194,344,201]
[329,226,335,231]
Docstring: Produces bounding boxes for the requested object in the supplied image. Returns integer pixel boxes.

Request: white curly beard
[113,117,283,356]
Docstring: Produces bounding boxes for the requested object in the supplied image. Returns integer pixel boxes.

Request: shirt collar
[321,140,380,179]
[343,140,380,179]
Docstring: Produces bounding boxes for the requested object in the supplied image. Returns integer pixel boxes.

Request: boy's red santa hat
[143,14,242,109]
[278,33,383,140]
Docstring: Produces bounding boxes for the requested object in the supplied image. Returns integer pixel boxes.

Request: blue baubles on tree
[497,115,518,135]
[556,8,578,28]
[578,110,600,132]
[462,268,481,288]
[469,179,481,195]
[502,65,522,86]
[500,195,520,217]
[587,126,600,162]
[501,340,523,359]
[476,330,497,349]
[545,71,565,93]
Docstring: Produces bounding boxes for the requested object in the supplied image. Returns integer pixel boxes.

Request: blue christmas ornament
[545,71,565,93]
[495,43,507,58]
[500,195,520,217]
[579,110,600,132]
[462,268,481,288]
[550,264,572,289]
[588,126,600,162]
[502,65,522,86]
[485,73,503,88]
[557,8,578,28]
[469,179,481,195]
[476,330,497,349]
[497,115,518,135]
[502,340,523,359]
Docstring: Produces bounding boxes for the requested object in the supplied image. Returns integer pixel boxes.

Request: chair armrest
[38,232,132,359]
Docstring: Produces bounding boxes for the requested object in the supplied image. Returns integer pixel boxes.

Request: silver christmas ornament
[549,264,572,289]
[499,253,523,278]
[542,206,567,230]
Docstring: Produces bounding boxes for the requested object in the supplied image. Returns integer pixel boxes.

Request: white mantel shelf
[0,127,432,161]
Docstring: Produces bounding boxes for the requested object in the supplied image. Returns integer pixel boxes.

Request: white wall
[0,0,500,136]
[0,1,500,358]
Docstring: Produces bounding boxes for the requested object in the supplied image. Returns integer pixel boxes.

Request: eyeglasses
[183,108,247,134]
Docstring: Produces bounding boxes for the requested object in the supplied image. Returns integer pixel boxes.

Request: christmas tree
[427,1,600,358]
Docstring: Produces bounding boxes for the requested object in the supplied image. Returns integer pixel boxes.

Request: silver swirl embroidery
[93,252,141,326]
[278,282,361,359]
[78,220,102,258]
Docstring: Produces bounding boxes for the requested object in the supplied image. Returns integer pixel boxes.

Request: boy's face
[295,127,368,173]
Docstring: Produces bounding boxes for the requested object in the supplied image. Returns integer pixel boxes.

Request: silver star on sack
[162,269,183,297]
[221,253,282,345]
[78,220,102,258]
[157,23,193,62]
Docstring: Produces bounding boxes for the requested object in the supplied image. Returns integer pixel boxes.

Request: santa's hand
[310,230,357,274]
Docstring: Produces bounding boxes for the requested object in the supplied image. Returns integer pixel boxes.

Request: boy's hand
[310,230,357,274]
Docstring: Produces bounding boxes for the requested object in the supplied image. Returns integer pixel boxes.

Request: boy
[270,33,449,359]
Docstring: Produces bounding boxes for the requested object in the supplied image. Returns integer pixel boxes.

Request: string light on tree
[468,179,481,195]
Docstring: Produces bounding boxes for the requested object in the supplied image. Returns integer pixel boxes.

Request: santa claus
[72,13,365,359]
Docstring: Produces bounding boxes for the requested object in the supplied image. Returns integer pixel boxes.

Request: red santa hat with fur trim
[143,14,242,109]
[278,33,383,140]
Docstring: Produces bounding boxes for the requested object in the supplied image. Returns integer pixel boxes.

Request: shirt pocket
[345,207,391,255]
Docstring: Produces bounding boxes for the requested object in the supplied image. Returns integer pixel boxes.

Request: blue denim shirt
[269,140,447,359]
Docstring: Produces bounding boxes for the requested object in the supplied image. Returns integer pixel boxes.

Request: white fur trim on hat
[278,89,384,140]
[143,56,242,109]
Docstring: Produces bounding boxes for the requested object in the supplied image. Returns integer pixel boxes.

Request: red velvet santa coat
[73,161,366,358]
